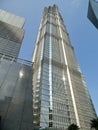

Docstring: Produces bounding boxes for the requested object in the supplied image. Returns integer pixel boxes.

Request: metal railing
[0,52,33,66]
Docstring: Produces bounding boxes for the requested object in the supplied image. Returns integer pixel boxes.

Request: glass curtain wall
[0,54,33,130]
[32,5,97,130]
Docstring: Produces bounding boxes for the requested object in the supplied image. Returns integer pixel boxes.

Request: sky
[0,0,98,115]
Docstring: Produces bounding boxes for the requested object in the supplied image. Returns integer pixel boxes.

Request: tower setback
[0,9,25,58]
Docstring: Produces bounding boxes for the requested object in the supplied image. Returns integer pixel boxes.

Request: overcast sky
[0,0,98,115]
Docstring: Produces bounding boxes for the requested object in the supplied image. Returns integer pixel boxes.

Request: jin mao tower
[32,5,96,130]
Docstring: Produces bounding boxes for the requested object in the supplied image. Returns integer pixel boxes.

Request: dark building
[0,9,25,57]
[32,5,97,130]
[87,0,98,29]
[0,54,33,130]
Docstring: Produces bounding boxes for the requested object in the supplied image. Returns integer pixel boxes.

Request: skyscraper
[0,9,25,57]
[87,0,98,29]
[32,5,96,130]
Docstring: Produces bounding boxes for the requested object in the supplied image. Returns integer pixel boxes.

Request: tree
[91,117,98,130]
[68,124,79,130]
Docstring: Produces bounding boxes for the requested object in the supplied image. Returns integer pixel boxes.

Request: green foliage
[68,124,79,130]
[91,117,98,130]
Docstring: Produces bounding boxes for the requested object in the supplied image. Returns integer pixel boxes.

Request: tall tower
[0,9,25,57]
[32,5,96,130]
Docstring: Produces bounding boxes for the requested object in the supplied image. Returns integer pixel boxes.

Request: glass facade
[0,9,25,58]
[0,54,33,130]
[32,5,96,130]
[87,0,98,29]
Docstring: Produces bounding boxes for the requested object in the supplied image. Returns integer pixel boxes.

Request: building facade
[87,0,98,29]
[0,9,25,57]
[0,54,33,130]
[32,5,97,130]
[0,9,33,130]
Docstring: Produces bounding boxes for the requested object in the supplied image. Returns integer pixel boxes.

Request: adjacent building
[0,9,33,130]
[32,5,97,130]
[87,0,98,29]
[0,54,33,130]
[0,9,25,57]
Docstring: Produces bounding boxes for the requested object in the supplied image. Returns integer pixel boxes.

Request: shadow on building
[0,54,33,130]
